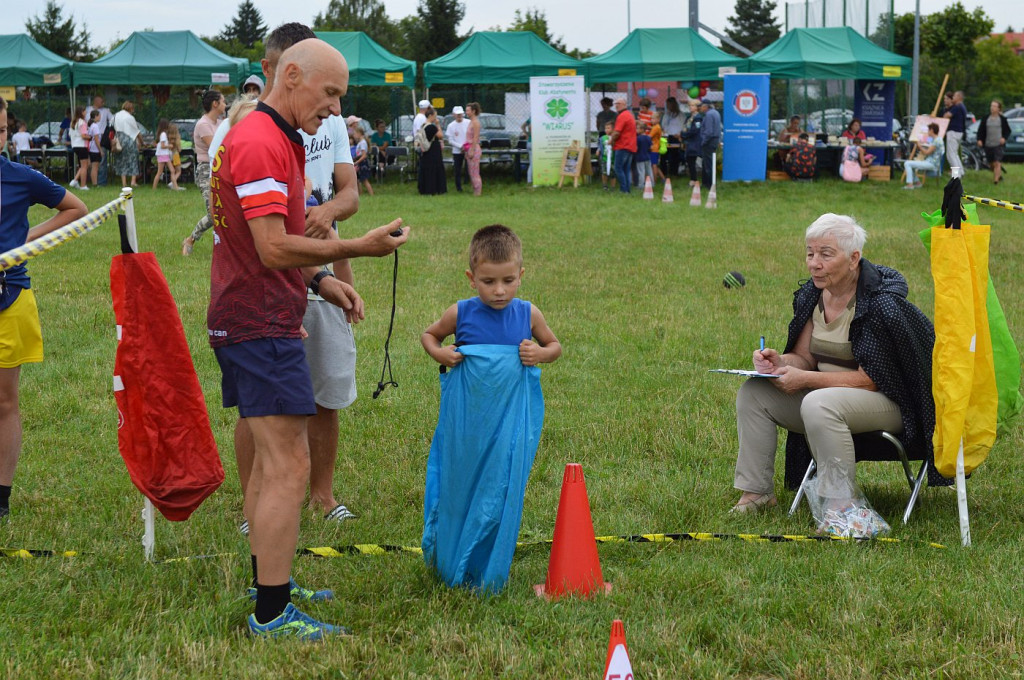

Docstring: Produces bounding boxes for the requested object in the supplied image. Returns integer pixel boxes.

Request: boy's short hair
[469,225,522,269]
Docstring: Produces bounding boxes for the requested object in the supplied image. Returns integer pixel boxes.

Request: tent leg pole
[956,438,970,547]
[143,499,155,562]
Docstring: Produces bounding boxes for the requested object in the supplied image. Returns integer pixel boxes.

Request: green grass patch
[3,169,1024,677]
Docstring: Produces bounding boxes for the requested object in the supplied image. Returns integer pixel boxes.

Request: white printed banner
[529,76,586,186]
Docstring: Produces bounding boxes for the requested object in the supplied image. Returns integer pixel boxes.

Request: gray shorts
[302,300,357,409]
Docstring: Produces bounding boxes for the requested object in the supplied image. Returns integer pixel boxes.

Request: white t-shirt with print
[298,114,355,300]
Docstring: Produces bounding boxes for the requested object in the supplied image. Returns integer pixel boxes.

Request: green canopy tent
[73,31,249,85]
[424,32,584,87]
[583,28,747,83]
[747,27,911,81]
[314,32,416,87]
[0,34,73,87]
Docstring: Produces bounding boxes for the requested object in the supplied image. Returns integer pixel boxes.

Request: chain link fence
[779,0,899,133]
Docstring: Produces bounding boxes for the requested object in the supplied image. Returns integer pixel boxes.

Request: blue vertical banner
[723,73,770,182]
[853,80,895,141]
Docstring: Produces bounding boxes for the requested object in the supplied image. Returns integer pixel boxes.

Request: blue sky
[13,0,1020,55]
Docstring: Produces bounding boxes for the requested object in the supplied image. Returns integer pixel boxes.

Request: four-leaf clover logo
[546,97,570,119]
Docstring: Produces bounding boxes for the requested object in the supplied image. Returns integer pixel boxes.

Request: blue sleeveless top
[455,297,532,346]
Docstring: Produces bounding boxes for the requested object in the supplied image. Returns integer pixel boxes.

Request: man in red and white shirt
[209,38,408,640]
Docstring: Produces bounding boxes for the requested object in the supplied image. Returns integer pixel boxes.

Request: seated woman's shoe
[730,493,777,514]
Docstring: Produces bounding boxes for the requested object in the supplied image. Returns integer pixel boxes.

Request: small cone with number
[603,619,634,680]
[642,176,654,200]
[534,463,610,600]
[662,178,674,203]
[689,183,702,206]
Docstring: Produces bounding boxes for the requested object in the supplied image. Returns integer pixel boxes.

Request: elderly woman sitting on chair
[730,214,935,517]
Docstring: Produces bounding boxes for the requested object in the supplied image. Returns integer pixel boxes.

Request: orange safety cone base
[642,176,654,199]
[535,463,609,601]
[689,184,701,206]
[533,580,612,600]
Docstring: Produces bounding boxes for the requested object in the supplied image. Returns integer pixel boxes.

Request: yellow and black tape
[2,531,946,561]
[1,548,79,559]
[964,194,1024,214]
[0,192,130,272]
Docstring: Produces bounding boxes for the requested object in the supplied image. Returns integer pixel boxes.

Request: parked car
[394,114,414,143]
[31,121,64,147]
[965,118,1024,161]
[171,118,198,149]
[772,111,901,140]
[1004,106,1024,119]
[440,112,517,145]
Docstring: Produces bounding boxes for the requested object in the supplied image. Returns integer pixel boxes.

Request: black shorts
[73,147,89,162]
[89,151,101,163]
[356,163,371,181]
[983,146,1004,163]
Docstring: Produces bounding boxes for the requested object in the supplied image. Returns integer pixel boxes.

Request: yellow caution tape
[963,194,1024,213]
[2,531,945,561]
[0,192,131,272]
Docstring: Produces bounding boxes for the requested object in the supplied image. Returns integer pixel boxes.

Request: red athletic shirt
[207,102,308,348]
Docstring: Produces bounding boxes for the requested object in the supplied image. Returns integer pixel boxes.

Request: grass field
[3,168,1024,678]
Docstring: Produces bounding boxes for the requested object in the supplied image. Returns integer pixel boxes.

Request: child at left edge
[420,225,561,591]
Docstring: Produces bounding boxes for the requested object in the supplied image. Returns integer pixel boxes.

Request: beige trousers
[734,378,903,498]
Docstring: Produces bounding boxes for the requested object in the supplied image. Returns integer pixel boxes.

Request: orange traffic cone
[534,464,611,600]
[642,176,654,199]
[689,183,701,207]
[603,620,634,680]
[662,178,674,203]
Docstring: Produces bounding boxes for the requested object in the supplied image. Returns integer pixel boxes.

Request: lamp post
[626,0,633,105]
[911,0,920,117]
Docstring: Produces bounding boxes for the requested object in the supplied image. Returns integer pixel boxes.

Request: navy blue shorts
[214,337,316,418]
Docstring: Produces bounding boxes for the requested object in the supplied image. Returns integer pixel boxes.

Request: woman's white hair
[805,213,866,255]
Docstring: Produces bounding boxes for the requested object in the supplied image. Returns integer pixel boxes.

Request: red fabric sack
[110,252,223,521]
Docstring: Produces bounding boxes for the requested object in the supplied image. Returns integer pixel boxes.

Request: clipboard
[708,369,780,378]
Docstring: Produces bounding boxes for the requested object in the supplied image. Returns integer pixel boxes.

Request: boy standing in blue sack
[420,225,561,592]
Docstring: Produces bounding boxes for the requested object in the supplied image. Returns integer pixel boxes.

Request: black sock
[0,484,10,510]
[250,555,258,589]
[254,582,290,624]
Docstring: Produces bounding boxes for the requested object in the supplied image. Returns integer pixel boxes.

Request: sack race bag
[421,345,544,593]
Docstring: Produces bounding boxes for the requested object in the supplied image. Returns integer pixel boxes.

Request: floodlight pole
[911,0,921,117]
[626,1,633,105]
